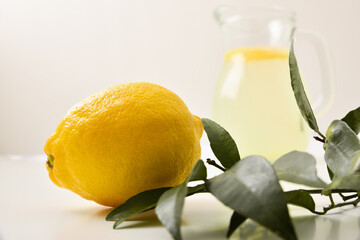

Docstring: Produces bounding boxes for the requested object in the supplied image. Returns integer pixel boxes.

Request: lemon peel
[44,82,203,207]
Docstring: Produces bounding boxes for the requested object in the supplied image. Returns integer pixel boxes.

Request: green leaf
[324,120,360,178]
[323,151,360,195]
[155,160,207,240]
[187,160,207,182]
[201,118,241,169]
[289,40,319,133]
[155,184,187,240]
[106,187,170,228]
[227,211,247,238]
[284,190,315,213]
[323,173,360,195]
[273,151,326,188]
[206,156,297,240]
[341,107,360,134]
[327,166,334,180]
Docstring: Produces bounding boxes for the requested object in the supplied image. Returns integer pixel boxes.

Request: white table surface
[1,144,360,240]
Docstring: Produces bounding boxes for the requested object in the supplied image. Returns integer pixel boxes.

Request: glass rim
[214,5,296,26]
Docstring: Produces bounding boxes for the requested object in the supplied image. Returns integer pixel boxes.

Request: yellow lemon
[44,82,203,207]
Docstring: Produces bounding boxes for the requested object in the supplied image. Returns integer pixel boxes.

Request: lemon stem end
[47,155,54,169]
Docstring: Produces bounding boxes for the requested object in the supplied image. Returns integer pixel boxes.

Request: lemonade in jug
[213,6,334,161]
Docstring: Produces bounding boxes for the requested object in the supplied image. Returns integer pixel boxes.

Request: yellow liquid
[213,47,310,162]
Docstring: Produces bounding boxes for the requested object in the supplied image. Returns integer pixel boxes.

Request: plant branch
[291,189,360,215]
[317,131,327,141]
[313,197,360,215]
[187,184,208,196]
[206,158,226,172]
[329,193,335,206]
[313,136,325,143]
[295,189,358,194]
[339,193,359,201]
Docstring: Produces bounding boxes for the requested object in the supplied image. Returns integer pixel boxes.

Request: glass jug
[212,6,334,162]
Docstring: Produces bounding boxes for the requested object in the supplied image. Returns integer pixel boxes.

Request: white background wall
[0,0,359,154]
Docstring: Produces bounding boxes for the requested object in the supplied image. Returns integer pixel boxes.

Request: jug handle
[294,29,336,117]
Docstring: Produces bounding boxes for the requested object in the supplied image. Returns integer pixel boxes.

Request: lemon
[44,82,203,207]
